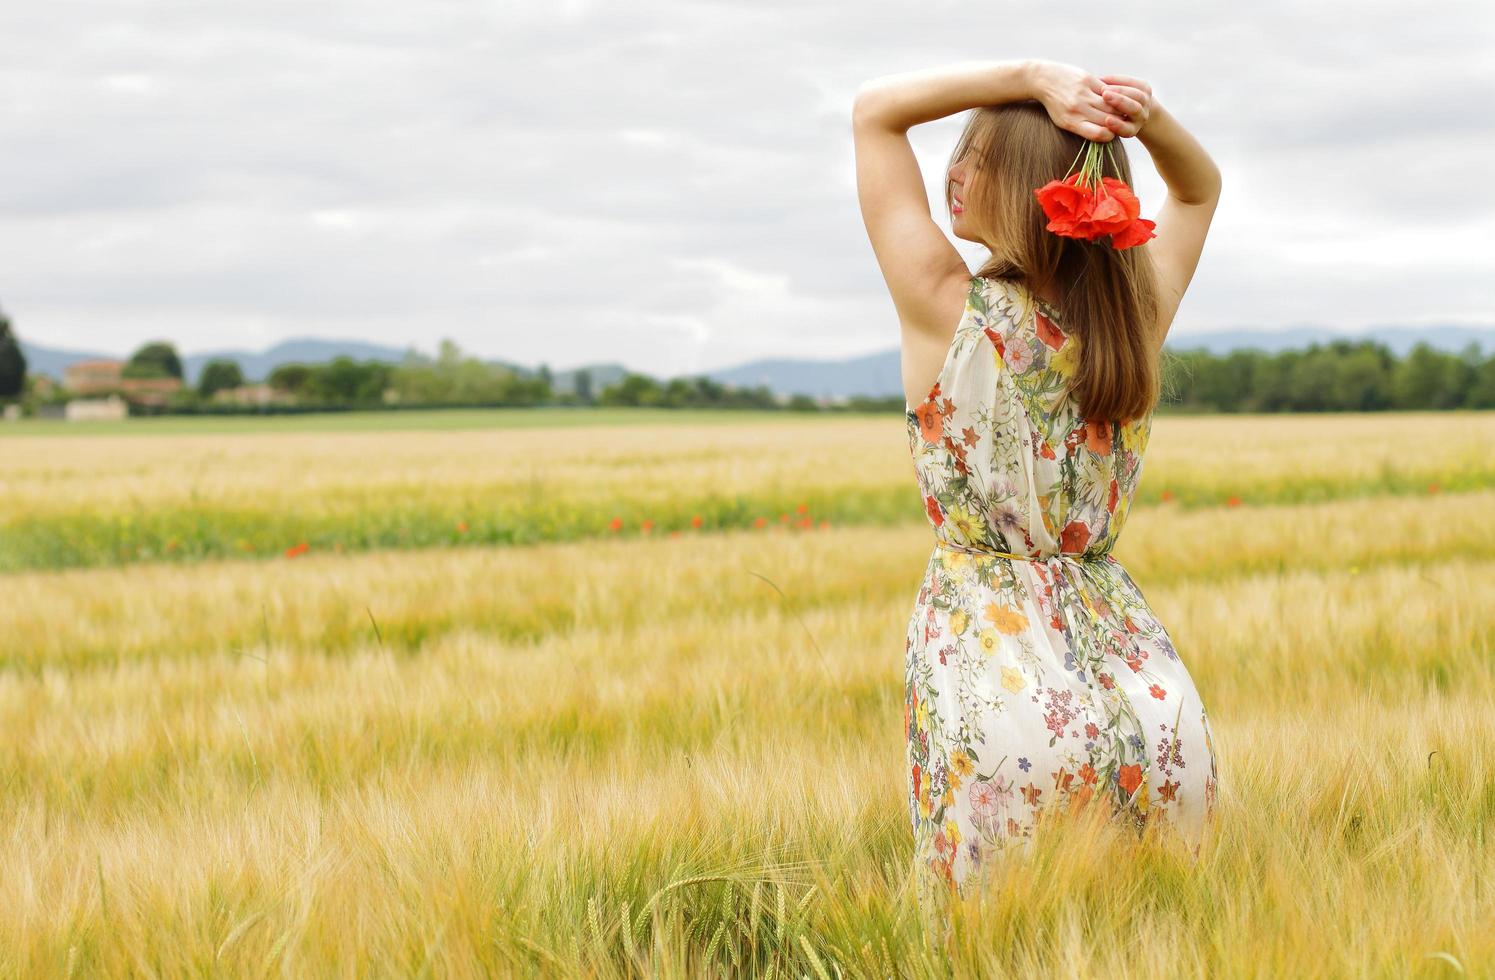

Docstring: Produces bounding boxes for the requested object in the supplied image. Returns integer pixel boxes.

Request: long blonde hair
[947,101,1163,424]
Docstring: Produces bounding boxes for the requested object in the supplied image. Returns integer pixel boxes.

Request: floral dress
[902,274,1220,911]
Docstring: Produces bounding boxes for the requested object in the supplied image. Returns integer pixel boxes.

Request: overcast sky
[2,1,1491,377]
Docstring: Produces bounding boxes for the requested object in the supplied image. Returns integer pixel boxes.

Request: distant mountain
[698,348,903,401]
[177,339,423,385]
[16,341,119,382]
[691,324,1495,400]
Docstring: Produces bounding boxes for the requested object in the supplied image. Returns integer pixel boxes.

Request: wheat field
[1,410,1491,977]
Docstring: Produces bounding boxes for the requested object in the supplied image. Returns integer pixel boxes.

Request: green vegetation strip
[1,464,1489,574]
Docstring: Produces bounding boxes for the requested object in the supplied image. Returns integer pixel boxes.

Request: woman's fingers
[1099,73,1152,97]
[1079,115,1116,141]
[1099,84,1150,136]
[1088,97,1126,140]
[1102,88,1146,117]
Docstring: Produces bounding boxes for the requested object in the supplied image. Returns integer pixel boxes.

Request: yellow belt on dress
[934,539,1109,564]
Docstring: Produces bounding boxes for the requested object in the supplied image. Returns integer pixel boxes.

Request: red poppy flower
[1035,310,1067,351]
[983,326,1006,358]
[1059,519,1091,553]
[913,401,943,441]
[924,494,944,527]
[1112,215,1157,249]
[1084,419,1113,456]
[1033,172,1094,236]
[1032,144,1157,251]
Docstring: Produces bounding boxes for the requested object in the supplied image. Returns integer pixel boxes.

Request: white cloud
[0,0,1489,371]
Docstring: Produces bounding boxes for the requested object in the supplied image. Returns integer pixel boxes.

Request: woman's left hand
[1097,75,1154,138]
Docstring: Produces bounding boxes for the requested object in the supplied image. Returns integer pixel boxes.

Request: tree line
[1,309,1492,415]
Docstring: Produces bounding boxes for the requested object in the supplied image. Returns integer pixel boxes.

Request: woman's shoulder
[968,275,1030,329]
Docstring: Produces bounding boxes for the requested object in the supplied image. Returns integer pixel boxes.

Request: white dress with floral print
[902,275,1219,908]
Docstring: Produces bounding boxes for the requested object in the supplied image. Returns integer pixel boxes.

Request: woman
[852,59,1223,914]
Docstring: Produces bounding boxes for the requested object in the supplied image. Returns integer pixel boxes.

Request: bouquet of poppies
[1033,141,1156,250]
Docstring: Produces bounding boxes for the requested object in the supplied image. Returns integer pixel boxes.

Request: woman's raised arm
[1096,75,1223,342]
[851,60,1042,343]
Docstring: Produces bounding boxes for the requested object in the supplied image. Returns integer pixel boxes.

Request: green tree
[1460,343,1495,409]
[309,357,390,403]
[599,372,663,407]
[198,358,245,397]
[1326,342,1393,411]
[123,341,184,379]
[0,307,25,400]
[267,363,314,393]
[1391,343,1465,410]
[574,368,593,402]
[389,339,531,405]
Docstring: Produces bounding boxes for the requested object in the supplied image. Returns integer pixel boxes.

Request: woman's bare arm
[1096,75,1223,342]
[851,60,1041,342]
